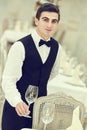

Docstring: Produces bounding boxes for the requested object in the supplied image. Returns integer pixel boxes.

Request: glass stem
[28,103,30,109]
[44,124,47,130]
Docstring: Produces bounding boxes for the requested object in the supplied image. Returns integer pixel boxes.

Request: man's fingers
[15,101,30,116]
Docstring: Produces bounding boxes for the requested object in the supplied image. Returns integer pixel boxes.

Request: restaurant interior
[0,0,87,130]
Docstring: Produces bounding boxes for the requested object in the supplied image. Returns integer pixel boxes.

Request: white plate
[21,128,38,130]
[21,128,31,130]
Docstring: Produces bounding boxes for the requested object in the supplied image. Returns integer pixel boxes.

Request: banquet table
[47,73,87,112]
[48,73,87,130]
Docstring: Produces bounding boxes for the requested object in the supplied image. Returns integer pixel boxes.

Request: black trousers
[1,100,33,130]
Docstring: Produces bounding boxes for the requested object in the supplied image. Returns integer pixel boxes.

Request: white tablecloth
[48,73,87,112]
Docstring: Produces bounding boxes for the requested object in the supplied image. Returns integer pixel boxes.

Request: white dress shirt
[2,30,61,107]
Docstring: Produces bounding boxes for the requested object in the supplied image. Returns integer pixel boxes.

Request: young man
[1,3,61,130]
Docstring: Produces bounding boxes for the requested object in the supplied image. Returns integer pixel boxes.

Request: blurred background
[0,0,87,129]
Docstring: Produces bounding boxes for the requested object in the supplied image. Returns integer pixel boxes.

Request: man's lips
[46,29,52,32]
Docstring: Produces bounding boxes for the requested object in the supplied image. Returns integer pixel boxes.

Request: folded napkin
[66,106,83,130]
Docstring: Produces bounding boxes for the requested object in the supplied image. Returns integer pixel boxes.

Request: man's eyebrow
[42,17,58,21]
[42,17,49,19]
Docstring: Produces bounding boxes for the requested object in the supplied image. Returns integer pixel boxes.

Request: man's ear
[34,17,38,26]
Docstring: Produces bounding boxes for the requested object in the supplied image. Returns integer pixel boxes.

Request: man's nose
[47,21,52,27]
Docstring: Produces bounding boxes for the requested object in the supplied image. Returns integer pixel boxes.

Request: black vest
[16,34,59,102]
[2,35,59,130]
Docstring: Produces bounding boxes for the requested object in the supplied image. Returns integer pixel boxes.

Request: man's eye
[43,18,49,22]
[52,20,58,24]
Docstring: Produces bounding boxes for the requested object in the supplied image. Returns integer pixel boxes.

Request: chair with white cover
[32,93,85,130]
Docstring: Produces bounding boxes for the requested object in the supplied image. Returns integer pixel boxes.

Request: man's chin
[45,33,52,38]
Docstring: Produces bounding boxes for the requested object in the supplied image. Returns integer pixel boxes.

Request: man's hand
[15,101,30,116]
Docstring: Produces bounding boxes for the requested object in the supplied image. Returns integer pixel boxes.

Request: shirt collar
[31,29,51,47]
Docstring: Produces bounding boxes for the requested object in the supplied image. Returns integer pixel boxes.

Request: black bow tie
[39,39,51,47]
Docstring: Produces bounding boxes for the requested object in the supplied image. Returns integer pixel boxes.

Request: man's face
[35,11,59,40]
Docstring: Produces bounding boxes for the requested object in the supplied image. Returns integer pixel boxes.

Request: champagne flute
[41,102,55,130]
[23,85,38,118]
